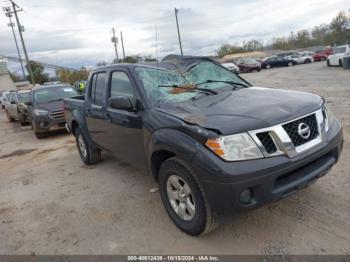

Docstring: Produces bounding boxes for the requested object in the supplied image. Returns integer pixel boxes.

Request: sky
[0,0,349,73]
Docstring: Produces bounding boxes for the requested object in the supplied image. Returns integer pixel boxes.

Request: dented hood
[156,87,323,135]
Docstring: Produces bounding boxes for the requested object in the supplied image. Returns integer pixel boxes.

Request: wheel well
[71,120,79,135]
[151,150,175,181]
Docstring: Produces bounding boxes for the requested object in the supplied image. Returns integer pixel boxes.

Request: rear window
[90,72,106,105]
[17,92,31,103]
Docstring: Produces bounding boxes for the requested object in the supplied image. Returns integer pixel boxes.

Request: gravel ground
[0,62,349,255]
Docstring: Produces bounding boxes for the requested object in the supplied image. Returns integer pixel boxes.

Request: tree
[9,71,21,82]
[26,61,49,84]
[56,67,90,85]
[329,11,350,45]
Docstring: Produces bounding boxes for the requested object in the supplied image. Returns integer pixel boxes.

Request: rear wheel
[159,157,218,236]
[19,113,29,126]
[75,127,101,165]
[288,62,293,66]
[265,64,271,69]
[327,59,331,67]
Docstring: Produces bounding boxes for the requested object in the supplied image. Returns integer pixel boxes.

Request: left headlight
[205,133,264,161]
[322,102,333,133]
[33,109,49,116]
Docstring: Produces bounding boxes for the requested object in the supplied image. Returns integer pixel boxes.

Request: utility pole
[120,31,126,60]
[174,8,183,56]
[8,0,35,84]
[3,7,25,80]
[111,28,119,63]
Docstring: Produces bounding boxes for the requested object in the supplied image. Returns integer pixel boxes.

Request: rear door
[85,71,109,148]
[104,70,146,169]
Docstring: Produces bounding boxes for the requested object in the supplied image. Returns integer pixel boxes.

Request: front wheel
[288,62,293,66]
[75,127,101,165]
[159,157,218,236]
[265,64,271,69]
[339,59,343,67]
[327,60,331,67]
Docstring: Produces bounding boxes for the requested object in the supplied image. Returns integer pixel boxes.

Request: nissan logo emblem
[298,123,311,139]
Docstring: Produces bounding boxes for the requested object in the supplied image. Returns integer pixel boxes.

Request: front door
[104,70,147,170]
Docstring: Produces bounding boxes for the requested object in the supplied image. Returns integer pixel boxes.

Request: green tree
[27,61,49,84]
[9,71,21,82]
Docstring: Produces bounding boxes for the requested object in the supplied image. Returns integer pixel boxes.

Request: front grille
[282,114,318,147]
[256,132,277,154]
[50,110,64,119]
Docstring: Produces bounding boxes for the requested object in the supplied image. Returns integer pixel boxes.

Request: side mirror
[109,96,134,111]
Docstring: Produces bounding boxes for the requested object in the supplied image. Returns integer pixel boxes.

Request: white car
[221,62,239,73]
[327,45,350,67]
[285,54,313,64]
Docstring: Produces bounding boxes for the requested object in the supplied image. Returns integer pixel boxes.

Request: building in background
[0,57,16,92]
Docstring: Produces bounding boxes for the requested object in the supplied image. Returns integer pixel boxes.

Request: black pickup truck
[64,55,343,235]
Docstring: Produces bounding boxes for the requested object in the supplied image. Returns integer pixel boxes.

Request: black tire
[35,132,47,139]
[304,59,311,64]
[159,157,218,236]
[6,111,14,122]
[257,68,261,72]
[327,59,331,67]
[75,127,101,165]
[339,59,343,67]
[19,113,29,126]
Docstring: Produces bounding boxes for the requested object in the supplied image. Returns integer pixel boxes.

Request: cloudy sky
[0,0,349,72]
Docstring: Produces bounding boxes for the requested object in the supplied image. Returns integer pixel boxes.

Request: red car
[313,48,332,61]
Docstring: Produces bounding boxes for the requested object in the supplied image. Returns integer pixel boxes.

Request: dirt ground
[0,62,349,255]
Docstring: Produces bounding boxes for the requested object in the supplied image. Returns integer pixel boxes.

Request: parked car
[64,55,343,236]
[285,54,313,64]
[1,91,10,109]
[28,84,78,138]
[234,58,261,72]
[327,45,350,67]
[261,56,297,69]
[5,91,19,122]
[276,52,298,57]
[221,62,239,73]
[17,90,32,126]
[313,49,332,61]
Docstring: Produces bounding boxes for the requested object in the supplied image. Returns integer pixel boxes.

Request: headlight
[33,109,49,116]
[205,133,264,161]
[322,103,332,132]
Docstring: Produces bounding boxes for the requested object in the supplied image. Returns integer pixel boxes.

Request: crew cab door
[104,70,146,170]
[85,71,109,148]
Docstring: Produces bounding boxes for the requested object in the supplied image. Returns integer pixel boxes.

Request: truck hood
[156,87,323,135]
[35,100,64,112]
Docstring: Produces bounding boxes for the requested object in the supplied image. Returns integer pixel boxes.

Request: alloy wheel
[166,175,196,221]
[78,134,87,159]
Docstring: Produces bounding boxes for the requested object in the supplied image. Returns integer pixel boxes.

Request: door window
[90,72,106,105]
[110,71,134,98]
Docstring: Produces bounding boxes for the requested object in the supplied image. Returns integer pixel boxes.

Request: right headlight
[205,133,264,161]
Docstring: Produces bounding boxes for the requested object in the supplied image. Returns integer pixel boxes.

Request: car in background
[276,52,298,58]
[17,90,32,126]
[261,56,297,69]
[5,91,20,122]
[327,45,350,67]
[285,54,313,64]
[313,49,332,61]
[221,62,240,73]
[234,58,261,73]
[1,91,10,109]
[27,84,78,138]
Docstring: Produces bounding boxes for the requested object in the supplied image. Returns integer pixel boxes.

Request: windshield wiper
[196,80,249,89]
[157,84,218,95]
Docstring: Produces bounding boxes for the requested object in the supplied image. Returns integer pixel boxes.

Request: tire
[19,113,29,126]
[35,132,47,139]
[75,127,101,165]
[339,59,343,67]
[327,60,331,67]
[257,68,261,72]
[304,59,311,64]
[265,64,271,69]
[6,111,14,122]
[288,62,293,66]
[159,157,218,236]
